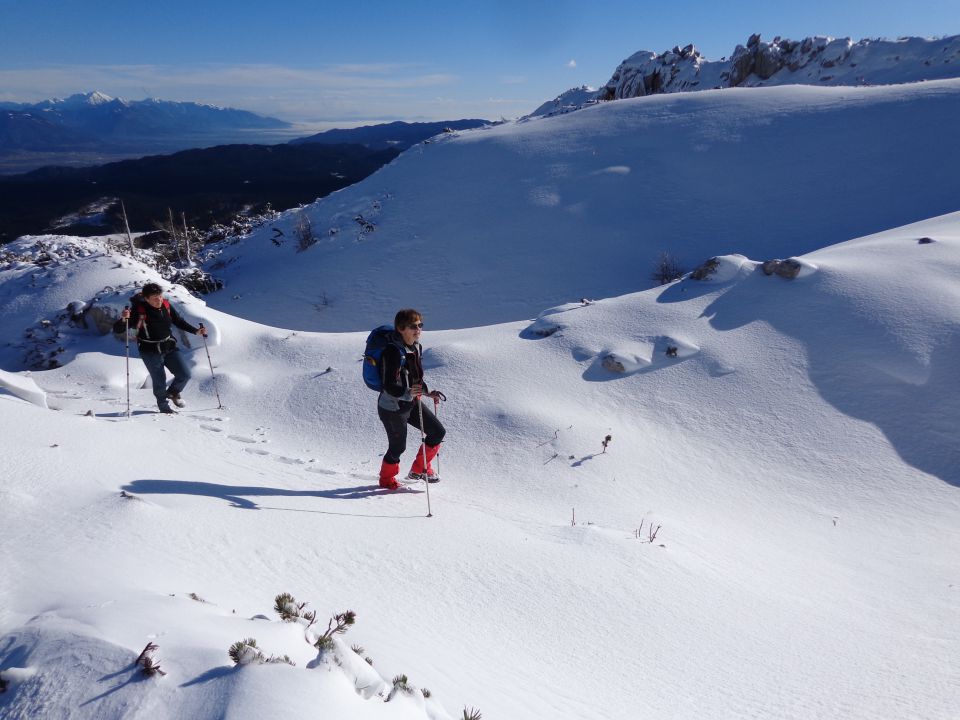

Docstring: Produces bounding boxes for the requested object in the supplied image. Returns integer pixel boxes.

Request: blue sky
[1,0,957,127]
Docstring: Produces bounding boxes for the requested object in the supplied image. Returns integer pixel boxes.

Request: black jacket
[113,295,198,354]
[380,341,427,400]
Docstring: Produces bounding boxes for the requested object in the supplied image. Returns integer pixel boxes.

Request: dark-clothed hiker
[113,283,207,413]
[377,308,445,490]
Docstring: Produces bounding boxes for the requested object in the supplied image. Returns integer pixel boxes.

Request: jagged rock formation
[529,33,960,117]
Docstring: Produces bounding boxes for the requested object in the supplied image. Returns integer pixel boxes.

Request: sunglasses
[406,322,423,330]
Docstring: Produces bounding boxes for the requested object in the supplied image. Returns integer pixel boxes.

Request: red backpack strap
[131,296,164,333]
[135,298,170,319]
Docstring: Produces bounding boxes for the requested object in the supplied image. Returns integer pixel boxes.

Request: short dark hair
[394,308,422,330]
[142,282,164,298]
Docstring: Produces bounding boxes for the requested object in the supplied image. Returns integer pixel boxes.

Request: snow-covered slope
[196,79,960,333]
[532,33,960,116]
[0,206,958,718]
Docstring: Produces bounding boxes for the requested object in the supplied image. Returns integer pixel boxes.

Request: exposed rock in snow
[689,255,757,282]
[530,33,960,117]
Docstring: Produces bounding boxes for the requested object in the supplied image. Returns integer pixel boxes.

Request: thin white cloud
[567,59,577,68]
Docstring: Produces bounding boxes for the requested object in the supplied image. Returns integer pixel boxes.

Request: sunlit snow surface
[1,83,959,719]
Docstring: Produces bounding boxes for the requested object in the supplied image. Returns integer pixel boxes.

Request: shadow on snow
[122,478,425,516]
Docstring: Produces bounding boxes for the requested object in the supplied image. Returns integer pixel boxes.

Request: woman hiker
[377,308,446,490]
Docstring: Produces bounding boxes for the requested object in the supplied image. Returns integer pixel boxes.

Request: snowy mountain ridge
[0,92,292,171]
[3,91,286,130]
[36,91,126,109]
[531,32,960,117]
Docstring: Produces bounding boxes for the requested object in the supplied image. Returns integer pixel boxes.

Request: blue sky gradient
[1,0,957,126]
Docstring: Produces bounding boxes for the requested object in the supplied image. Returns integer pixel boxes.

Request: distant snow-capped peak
[83,90,115,105]
[50,90,127,107]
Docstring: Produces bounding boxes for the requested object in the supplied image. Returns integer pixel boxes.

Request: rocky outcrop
[601,354,626,373]
[761,259,803,279]
[689,257,721,280]
[598,44,708,101]
[536,33,960,116]
[528,86,601,118]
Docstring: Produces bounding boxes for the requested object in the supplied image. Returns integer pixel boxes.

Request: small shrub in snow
[265,655,296,666]
[602,434,612,453]
[463,707,483,720]
[295,211,317,252]
[274,591,296,618]
[351,644,375,664]
[635,519,663,543]
[228,638,295,667]
[652,251,686,285]
[169,267,223,294]
[312,610,356,651]
[229,638,264,666]
[135,642,167,677]
[188,592,208,603]
[274,592,315,623]
[421,688,432,698]
[386,673,415,701]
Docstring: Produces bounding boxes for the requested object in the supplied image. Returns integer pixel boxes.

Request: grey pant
[141,348,192,406]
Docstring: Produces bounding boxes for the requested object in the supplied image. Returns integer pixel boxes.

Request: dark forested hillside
[290,119,489,150]
[0,142,400,242]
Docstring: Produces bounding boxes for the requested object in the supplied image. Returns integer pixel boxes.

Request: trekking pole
[416,395,432,518]
[433,392,446,480]
[124,317,131,419]
[198,323,224,410]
